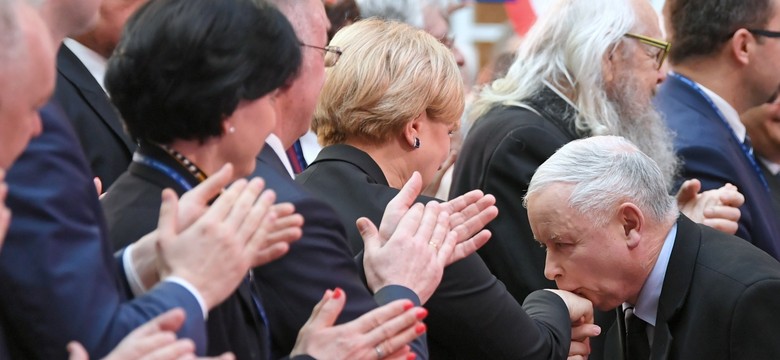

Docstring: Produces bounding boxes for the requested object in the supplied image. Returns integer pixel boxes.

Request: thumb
[357,217,380,249]
[676,179,700,203]
[157,189,180,245]
[307,288,346,329]
[387,172,423,214]
[151,307,187,333]
[67,342,89,360]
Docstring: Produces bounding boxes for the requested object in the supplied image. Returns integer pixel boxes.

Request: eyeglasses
[747,29,780,38]
[300,42,343,67]
[624,33,672,70]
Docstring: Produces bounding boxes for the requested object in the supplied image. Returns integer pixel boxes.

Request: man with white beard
[450,0,744,358]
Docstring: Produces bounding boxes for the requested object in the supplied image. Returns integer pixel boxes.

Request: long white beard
[606,77,679,190]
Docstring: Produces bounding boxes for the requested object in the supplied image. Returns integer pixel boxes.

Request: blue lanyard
[132,152,195,191]
[668,72,770,192]
[134,151,272,350]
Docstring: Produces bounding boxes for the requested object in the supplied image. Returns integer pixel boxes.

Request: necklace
[159,144,208,183]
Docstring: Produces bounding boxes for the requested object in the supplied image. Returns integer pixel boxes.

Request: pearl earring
[228,126,236,134]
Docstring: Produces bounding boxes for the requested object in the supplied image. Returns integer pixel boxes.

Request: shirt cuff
[122,243,148,296]
[164,276,209,319]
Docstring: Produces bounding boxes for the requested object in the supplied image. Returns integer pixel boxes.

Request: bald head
[0,0,55,168]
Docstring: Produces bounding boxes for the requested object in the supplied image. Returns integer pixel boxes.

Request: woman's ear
[403,113,424,149]
[223,120,236,134]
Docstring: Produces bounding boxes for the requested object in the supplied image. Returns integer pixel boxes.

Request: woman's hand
[291,289,426,360]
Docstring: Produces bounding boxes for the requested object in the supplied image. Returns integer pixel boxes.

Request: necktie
[744,135,755,159]
[246,271,271,359]
[625,307,651,360]
[286,139,308,174]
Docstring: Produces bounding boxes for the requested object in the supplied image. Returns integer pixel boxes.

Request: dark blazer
[54,44,135,189]
[759,162,780,223]
[604,216,780,360]
[448,101,613,359]
[450,103,573,303]
[297,144,574,360]
[101,143,272,360]
[0,101,205,359]
[655,74,780,258]
[249,145,427,359]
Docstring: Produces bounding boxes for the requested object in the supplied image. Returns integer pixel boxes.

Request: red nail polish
[416,308,428,320]
[333,288,343,299]
[415,323,426,334]
[407,353,416,360]
[403,301,414,311]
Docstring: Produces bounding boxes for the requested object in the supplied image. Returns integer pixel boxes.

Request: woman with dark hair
[298,18,599,359]
[101,0,428,359]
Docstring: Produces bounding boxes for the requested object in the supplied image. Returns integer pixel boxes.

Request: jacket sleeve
[253,193,427,359]
[0,103,205,358]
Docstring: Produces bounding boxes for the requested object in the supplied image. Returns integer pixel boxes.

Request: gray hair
[525,136,678,225]
[355,0,424,28]
[470,0,638,136]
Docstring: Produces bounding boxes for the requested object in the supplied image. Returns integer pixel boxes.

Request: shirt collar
[759,156,780,176]
[697,82,746,142]
[63,38,109,95]
[630,222,678,326]
[264,134,295,178]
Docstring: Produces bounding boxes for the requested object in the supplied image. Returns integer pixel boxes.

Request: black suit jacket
[450,103,572,302]
[0,102,205,358]
[604,216,780,360]
[101,143,270,360]
[250,145,427,359]
[55,44,135,188]
[297,144,573,360]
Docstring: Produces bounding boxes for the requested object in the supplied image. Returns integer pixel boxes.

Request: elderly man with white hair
[526,135,780,359]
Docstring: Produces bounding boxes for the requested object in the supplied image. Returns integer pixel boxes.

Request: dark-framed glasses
[624,33,671,70]
[747,29,780,38]
[300,43,343,67]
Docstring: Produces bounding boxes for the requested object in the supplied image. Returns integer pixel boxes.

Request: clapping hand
[291,289,427,360]
[67,308,234,360]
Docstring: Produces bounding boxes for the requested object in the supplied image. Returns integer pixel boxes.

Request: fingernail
[403,301,414,311]
[415,323,426,334]
[416,308,428,320]
[333,288,343,299]
[407,353,416,360]
[594,325,602,335]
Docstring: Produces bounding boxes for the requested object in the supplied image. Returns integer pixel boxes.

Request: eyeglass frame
[623,33,672,70]
[747,29,780,38]
[299,42,343,67]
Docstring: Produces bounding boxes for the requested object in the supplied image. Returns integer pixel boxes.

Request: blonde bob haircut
[313,18,464,147]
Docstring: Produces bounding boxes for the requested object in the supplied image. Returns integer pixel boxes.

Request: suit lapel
[651,215,701,360]
[258,144,290,176]
[56,44,136,152]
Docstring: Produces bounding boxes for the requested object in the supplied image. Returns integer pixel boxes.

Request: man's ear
[618,202,644,249]
[602,41,622,86]
[729,28,753,66]
[403,113,424,149]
